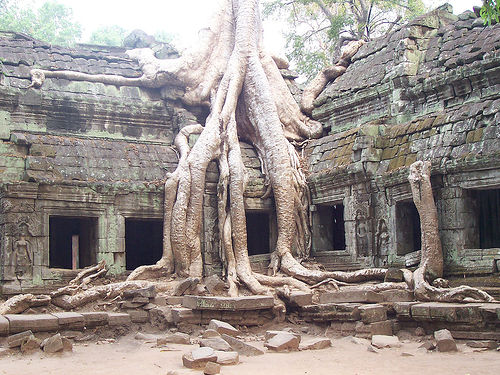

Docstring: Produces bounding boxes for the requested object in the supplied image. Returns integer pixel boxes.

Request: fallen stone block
[466,340,498,350]
[200,337,232,352]
[381,290,414,302]
[81,312,108,327]
[359,304,387,323]
[203,361,221,375]
[20,334,41,353]
[202,329,221,338]
[221,334,265,356]
[0,315,9,336]
[299,337,331,350]
[320,290,383,304]
[42,333,64,353]
[158,332,191,345]
[434,329,457,352]
[371,335,401,348]
[5,314,59,333]
[208,319,240,337]
[62,337,73,351]
[182,347,217,369]
[265,332,300,352]
[51,312,85,330]
[174,277,199,296]
[214,350,239,365]
[107,312,131,326]
[183,295,274,310]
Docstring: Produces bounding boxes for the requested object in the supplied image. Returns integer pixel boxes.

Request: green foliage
[481,0,500,24]
[89,25,128,46]
[264,0,426,80]
[0,0,82,46]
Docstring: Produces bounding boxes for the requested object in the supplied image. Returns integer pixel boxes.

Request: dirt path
[1,333,499,375]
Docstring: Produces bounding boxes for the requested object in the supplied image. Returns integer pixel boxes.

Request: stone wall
[306,6,500,275]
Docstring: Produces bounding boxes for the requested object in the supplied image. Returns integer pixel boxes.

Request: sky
[26,0,483,53]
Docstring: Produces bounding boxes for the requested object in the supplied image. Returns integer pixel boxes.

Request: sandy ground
[0,330,499,375]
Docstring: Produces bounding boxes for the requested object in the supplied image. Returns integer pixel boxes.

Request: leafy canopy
[481,0,500,24]
[0,0,82,46]
[263,0,425,80]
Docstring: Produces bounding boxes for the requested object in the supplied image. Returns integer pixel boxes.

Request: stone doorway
[125,219,163,270]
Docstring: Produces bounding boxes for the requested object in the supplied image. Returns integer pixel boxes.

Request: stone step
[299,303,361,322]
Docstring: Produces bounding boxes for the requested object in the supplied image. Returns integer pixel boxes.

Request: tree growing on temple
[1,0,495,313]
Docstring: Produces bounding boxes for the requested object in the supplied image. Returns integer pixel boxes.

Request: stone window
[313,204,346,252]
[475,189,500,249]
[246,211,271,256]
[395,201,421,255]
[125,219,163,270]
[49,216,97,269]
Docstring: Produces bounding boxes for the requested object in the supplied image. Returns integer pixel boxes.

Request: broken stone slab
[122,285,156,299]
[20,334,41,353]
[51,312,85,330]
[466,340,498,350]
[200,337,232,352]
[221,334,265,356]
[264,330,301,341]
[202,329,221,338]
[107,312,131,326]
[0,315,9,336]
[157,332,191,345]
[371,335,401,349]
[434,329,457,352]
[299,337,331,350]
[5,314,59,334]
[174,277,200,296]
[204,361,221,375]
[183,295,274,310]
[208,319,240,337]
[182,347,217,369]
[319,290,383,304]
[214,350,239,365]
[380,290,415,302]
[265,332,300,352]
[42,333,64,353]
[359,304,387,323]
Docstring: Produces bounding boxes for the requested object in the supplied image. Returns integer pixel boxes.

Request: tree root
[0,293,51,314]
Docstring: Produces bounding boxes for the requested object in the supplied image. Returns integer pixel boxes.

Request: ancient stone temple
[0,6,499,295]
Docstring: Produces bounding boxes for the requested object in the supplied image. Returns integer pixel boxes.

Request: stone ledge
[4,314,59,334]
[182,295,274,311]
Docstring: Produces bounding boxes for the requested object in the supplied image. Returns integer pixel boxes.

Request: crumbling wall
[306,7,500,275]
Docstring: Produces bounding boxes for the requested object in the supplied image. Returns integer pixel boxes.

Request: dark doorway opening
[49,216,97,269]
[313,204,346,252]
[476,189,500,249]
[246,212,270,256]
[396,201,421,255]
[125,219,163,270]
